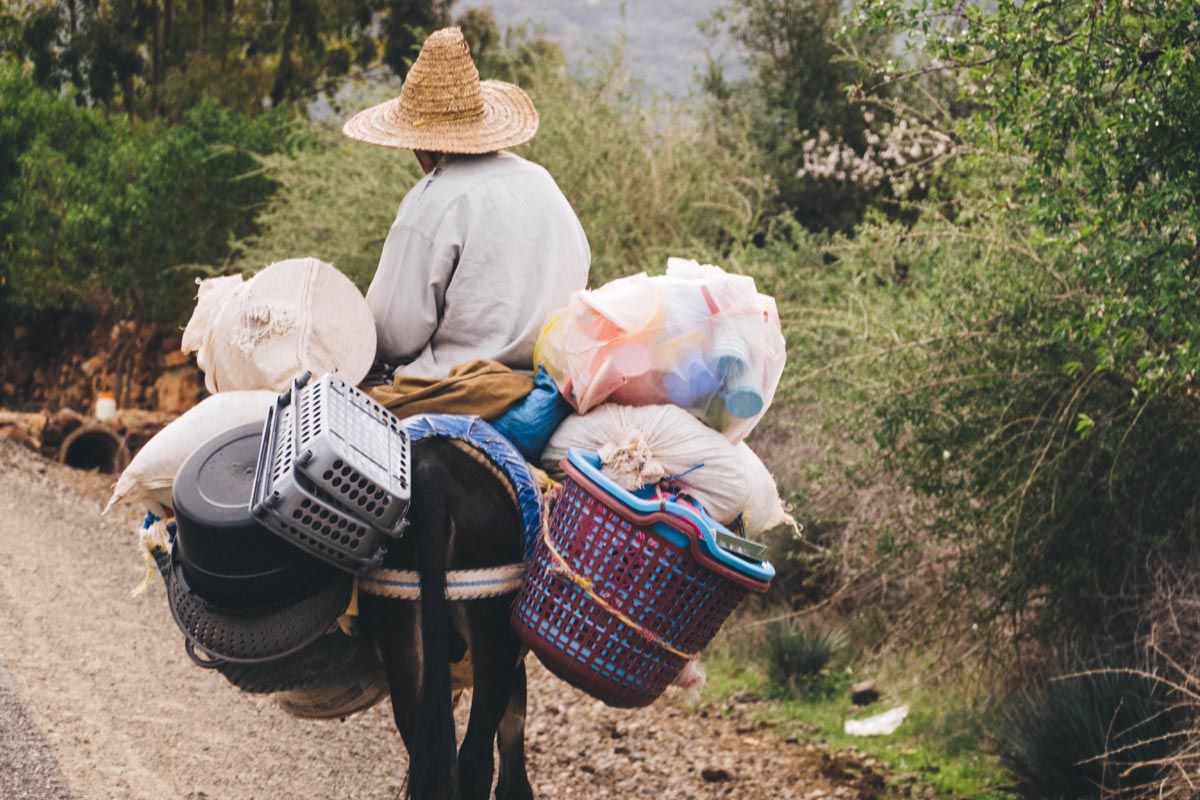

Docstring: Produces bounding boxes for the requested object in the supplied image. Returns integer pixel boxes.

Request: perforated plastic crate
[252,373,411,574]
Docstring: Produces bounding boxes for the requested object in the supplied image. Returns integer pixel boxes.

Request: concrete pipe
[58,425,129,474]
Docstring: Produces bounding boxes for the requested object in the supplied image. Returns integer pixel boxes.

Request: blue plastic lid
[721,386,764,419]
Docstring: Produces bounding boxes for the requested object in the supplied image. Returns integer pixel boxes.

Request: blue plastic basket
[511,449,773,707]
[564,449,775,582]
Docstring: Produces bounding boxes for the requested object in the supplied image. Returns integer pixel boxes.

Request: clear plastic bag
[535,259,786,442]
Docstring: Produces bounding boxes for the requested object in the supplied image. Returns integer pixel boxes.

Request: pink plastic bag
[536,259,786,442]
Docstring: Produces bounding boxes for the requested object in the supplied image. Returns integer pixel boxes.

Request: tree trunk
[163,0,174,74]
[122,75,136,120]
[270,0,296,107]
[66,0,86,106]
[150,0,161,113]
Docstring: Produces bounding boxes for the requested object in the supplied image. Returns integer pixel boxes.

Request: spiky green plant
[764,618,847,694]
[994,666,1184,799]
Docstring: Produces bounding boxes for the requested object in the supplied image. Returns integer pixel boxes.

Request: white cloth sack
[541,404,750,526]
[541,404,797,538]
[105,391,277,514]
[182,257,376,393]
[733,441,799,538]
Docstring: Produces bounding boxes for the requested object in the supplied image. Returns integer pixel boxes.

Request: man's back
[367,150,590,378]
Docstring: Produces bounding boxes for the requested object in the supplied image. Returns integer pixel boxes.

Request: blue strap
[402,414,543,555]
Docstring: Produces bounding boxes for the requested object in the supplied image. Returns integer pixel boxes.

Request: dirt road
[0,441,880,799]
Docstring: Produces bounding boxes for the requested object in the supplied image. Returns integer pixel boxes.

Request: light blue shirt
[367,150,591,378]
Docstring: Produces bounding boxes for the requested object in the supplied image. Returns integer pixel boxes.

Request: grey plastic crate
[251,373,411,574]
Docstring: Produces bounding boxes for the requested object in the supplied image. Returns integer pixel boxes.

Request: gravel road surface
[0,441,882,799]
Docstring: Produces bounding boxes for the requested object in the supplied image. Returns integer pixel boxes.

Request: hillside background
[455,0,729,97]
[3,1,1200,797]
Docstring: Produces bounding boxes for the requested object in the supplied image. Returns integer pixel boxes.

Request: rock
[851,680,879,706]
[0,424,38,452]
[161,350,191,369]
[80,355,106,377]
[0,411,47,449]
[154,367,203,414]
[700,768,734,782]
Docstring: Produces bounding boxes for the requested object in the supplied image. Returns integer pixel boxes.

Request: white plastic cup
[95,392,116,421]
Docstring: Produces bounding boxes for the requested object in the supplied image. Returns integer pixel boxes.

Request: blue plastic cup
[663,352,722,407]
[712,322,764,419]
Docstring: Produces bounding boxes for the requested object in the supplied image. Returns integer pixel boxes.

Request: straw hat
[343,27,538,154]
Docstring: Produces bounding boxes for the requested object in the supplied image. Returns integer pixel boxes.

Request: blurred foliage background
[4,0,1200,795]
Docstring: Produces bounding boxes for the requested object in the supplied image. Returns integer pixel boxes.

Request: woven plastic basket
[511,450,772,708]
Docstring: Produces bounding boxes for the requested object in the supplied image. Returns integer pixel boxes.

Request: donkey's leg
[370,598,423,755]
[457,598,524,800]
[495,660,533,800]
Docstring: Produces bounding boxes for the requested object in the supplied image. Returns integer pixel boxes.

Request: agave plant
[994,664,1185,799]
[764,618,847,694]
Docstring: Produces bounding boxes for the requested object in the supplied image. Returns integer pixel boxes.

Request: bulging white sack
[105,390,277,514]
[541,404,750,526]
[182,257,376,393]
[541,404,797,538]
[733,441,799,538]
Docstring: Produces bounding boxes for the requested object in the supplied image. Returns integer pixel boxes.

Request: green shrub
[858,0,1200,402]
[764,618,847,693]
[0,60,286,322]
[521,47,767,283]
[702,0,897,233]
[994,666,1183,799]
[225,110,424,289]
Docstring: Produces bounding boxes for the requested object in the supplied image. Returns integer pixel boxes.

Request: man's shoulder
[441,150,549,186]
[399,150,573,236]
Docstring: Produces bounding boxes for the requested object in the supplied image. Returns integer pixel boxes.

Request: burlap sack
[104,390,277,514]
[540,404,796,538]
[182,258,376,393]
[540,403,751,525]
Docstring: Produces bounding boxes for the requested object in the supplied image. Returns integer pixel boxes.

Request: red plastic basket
[511,457,769,708]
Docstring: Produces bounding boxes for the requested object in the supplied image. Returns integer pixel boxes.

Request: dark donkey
[360,437,534,800]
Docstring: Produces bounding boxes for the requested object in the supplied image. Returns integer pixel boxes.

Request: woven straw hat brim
[342,80,538,154]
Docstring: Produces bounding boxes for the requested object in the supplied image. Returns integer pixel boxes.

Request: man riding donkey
[344,26,590,418]
[342,26,591,800]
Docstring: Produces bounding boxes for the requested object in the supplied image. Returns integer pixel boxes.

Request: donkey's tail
[407,456,458,800]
